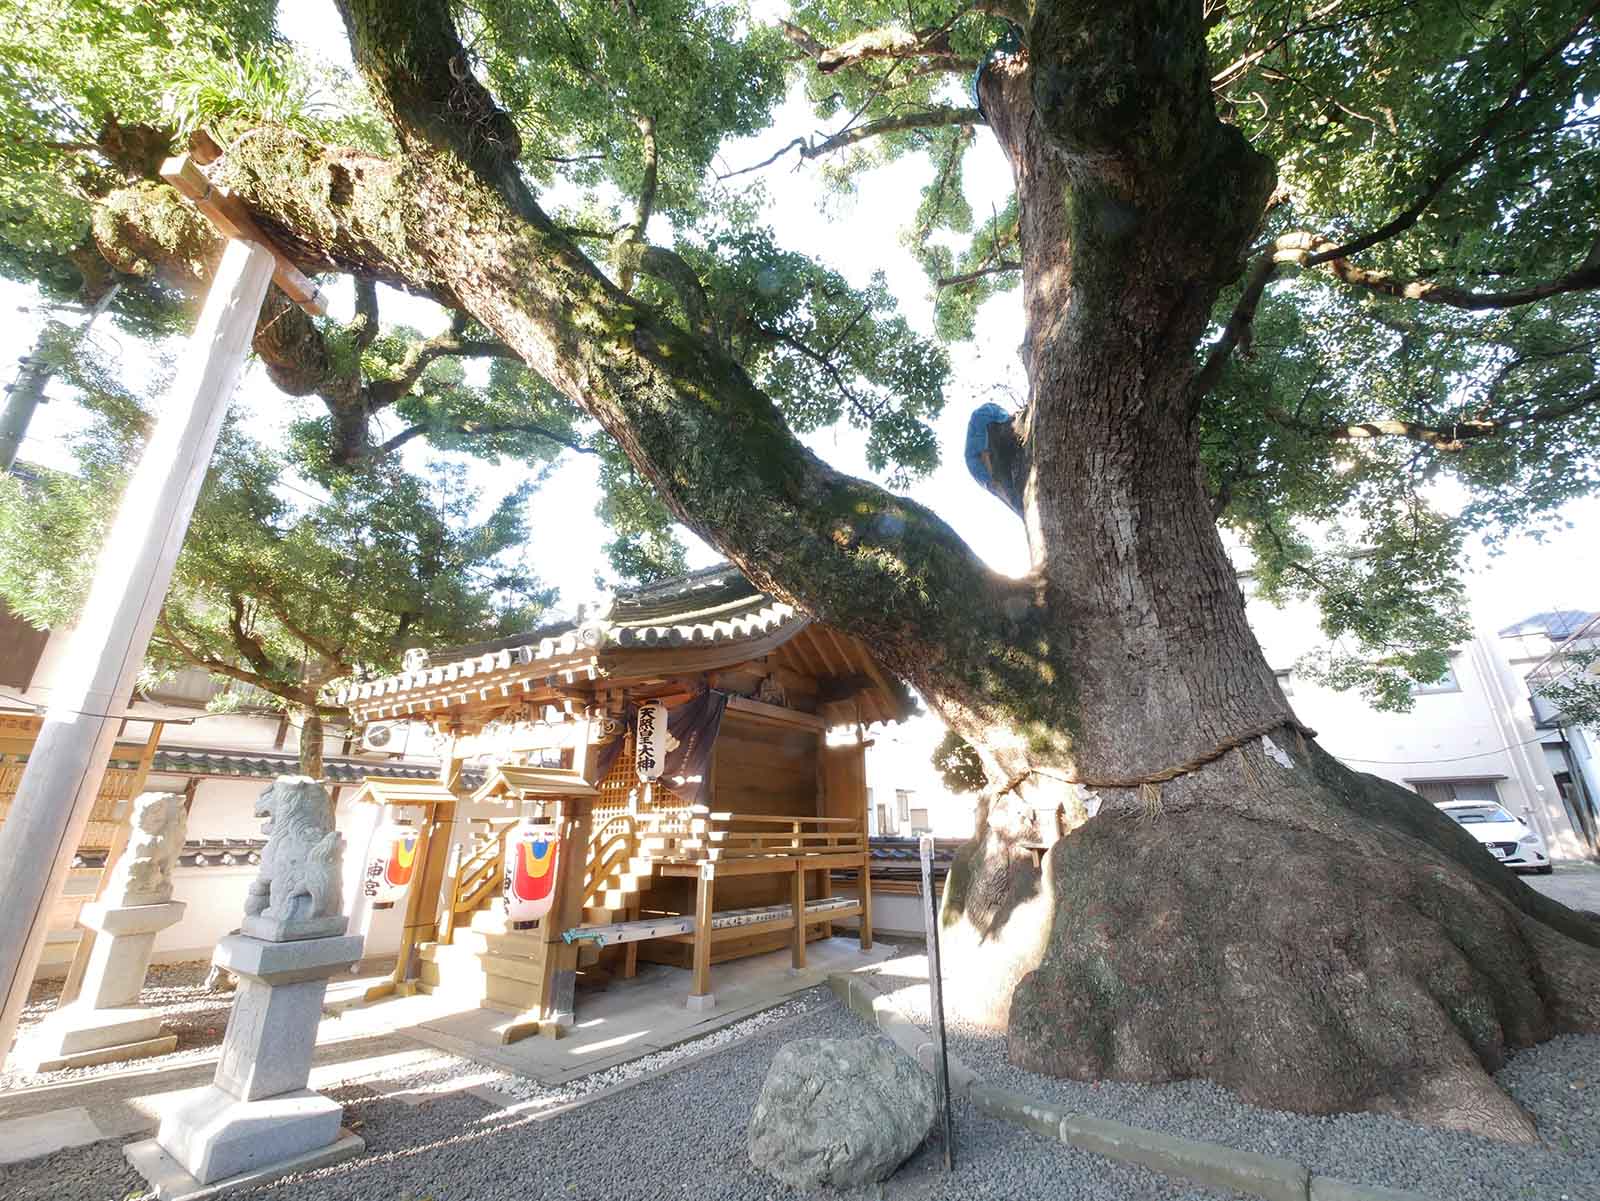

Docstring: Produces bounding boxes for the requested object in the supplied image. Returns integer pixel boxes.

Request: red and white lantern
[361,823,420,905]
[503,822,562,922]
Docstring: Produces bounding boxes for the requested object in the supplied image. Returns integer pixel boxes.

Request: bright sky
[3,0,1597,641]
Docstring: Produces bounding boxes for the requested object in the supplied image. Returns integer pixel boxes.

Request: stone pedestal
[124,928,365,1198]
[13,898,185,1071]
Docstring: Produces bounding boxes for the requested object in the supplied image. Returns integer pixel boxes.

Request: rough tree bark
[164,0,1600,1140]
[297,708,325,780]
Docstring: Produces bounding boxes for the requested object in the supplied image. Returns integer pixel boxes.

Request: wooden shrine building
[340,565,912,1037]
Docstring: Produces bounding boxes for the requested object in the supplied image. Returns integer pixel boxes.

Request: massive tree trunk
[297,708,325,780]
[943,15,1600,1143]
[181,0,1600,1141]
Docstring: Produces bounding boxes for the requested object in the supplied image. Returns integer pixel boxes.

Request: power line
[1327,730,1550,766]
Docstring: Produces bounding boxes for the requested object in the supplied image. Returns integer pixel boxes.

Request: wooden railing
[584,811,640,908]
[641,811,865,862]
[447,817,518,929]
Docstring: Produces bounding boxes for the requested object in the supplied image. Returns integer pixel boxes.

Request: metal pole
[919,833,955,1171]
[0,241,274,1059]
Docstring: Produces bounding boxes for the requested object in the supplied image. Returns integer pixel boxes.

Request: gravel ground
[1,961,234,1091]
[5,988,1244,1201]
[879,963,1600,1201]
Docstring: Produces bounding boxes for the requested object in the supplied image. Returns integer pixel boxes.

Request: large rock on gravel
[748,1036,936,1190]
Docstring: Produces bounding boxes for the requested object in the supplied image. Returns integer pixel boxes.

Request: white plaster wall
[127,773,408,965]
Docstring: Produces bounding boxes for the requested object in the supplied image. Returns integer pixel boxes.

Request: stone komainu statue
[106,791,188,905]
[245,776,344,923]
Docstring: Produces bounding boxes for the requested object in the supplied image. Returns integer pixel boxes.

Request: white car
[1436,801,1553,874]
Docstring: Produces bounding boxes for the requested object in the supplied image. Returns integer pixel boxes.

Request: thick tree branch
[1315,243,1600,310]
[256,593,351,670]
[226,594,277,677]
[372,419,597,460]
[158,615,311,706]
[1199,228,1600,401]
[1268,385,1600,452]
[627,244,718,342]
[1192,233,1332,399]
[719,106,984,179]
[280,0,1022,721]
[780,20,977,74]
[615,113,658,293]
[365,326,520,409]
[935,259,1021,289]
[806,105,983,157]
[351,277,380,353]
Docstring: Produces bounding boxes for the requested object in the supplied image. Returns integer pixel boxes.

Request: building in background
[1502,610,1600,851]
[863,715,976,840]
[1249,594,1600,863]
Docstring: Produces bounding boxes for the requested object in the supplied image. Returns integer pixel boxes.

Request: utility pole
[0,286,121,473]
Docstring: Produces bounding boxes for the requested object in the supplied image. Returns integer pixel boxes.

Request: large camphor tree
[8,0,1600,1139]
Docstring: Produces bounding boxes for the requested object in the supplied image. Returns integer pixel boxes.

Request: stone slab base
[150,1085,346,1185]
[240,914,348,943]
[685,992,716,1012]
[23,1032,177,1073]
[123,1127,364,1200]
[11,1004,167,1069]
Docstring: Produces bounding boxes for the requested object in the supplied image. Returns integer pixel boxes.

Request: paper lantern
[504,822,561,922]
[635,700,667,782]
[361,823,420,904]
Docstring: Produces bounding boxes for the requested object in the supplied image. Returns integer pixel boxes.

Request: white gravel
[876,960,1600,1201]
[20,956,1593,1201]
[5,988,1244,1201]
[1,961,234,1091]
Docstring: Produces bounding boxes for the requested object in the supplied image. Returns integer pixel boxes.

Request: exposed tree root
[946,741,1600,1143]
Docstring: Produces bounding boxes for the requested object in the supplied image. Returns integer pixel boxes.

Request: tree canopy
[0,342,552,771]
[5,0,1595,656]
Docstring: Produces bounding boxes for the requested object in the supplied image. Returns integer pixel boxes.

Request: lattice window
[594,730,638,818]
[592,728,687,821]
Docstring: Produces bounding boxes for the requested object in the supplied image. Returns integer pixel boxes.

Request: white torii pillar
[0,239,276,1059]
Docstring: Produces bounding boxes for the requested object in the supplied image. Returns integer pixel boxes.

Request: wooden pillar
[860,849,874,951]
[406,800,456,963]
[622,894,639,980]
[369,736,460,1001]
[0,242,275,1057]
[535,796,588,1034]
[689,861,715,1009]
[790,864,806,970]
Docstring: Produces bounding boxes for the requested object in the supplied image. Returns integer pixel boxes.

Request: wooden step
[477,950,550,987]
[420,941,485,969]
[469,908,546,937]
[449,926,549,958]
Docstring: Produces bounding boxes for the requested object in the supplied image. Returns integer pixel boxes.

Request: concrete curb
[826,970,1437,1201]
